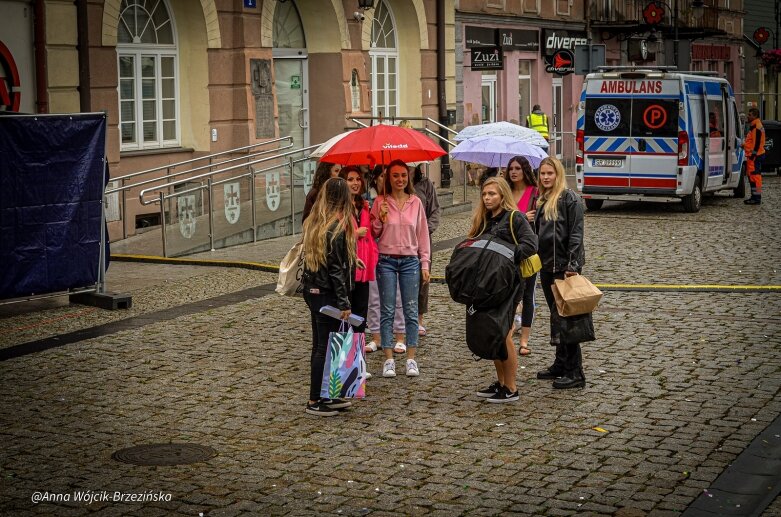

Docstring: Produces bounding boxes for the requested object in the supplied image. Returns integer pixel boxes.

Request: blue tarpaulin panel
[0,113,107,300]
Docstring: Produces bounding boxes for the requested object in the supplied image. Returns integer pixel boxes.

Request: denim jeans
[376,255,420,349]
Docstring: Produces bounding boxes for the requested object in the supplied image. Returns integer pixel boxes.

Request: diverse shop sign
[470,46,504,71]
[545,49,575,76]
[541,29,587,76]
[465,26,539,52]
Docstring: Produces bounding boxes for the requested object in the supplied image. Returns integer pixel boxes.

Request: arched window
[117,0,178,150]
[369,0,398,119]
[273,1,306,49]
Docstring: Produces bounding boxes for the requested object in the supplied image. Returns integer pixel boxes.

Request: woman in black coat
[534,157,587,389]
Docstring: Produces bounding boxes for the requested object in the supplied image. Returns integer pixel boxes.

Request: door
[274,57,309,152]
[481,74,496,123]
[705,92,726,190]
[552,78,563,158]
[629,97,679,190]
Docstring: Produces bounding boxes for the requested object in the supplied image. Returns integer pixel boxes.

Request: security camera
[353,11,365,21]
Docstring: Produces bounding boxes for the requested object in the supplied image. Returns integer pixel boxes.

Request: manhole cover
[112,443,217,466]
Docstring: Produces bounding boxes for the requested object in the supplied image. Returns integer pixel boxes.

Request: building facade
[0,0,456,241]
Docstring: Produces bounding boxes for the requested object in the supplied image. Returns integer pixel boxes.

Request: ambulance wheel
[683,176,702,213]
[585,199,604,211]
[733,166,747,198]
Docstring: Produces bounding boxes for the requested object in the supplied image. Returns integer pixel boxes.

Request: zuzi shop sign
[471,46,503,71]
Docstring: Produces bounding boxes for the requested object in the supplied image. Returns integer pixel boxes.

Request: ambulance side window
[707,98,724,138]
[585,99,631,136]
[631,99,678,137]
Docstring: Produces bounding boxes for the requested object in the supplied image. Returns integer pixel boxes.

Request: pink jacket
[354,201,378,282]
[370,194,431,271]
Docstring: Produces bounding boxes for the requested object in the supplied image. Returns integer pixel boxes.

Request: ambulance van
[575,67,745,212]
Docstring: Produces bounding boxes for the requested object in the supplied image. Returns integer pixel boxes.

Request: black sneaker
[486,386,520,403]
[305,401,340,416]
[321,398,352,410]
[475,380,502,398]
[536,368,565,380]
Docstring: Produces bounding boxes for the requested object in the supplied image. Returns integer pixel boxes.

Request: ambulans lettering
[599,81,663,94]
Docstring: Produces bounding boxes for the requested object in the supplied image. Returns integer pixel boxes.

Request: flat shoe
[364,341,378,353]
[393,342,407,353]
[418,326,427,336]
[518,346,531,356]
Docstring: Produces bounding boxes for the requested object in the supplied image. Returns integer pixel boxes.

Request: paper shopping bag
[552,274,603,317]
[276,241,304,297]
[320,324,367,400]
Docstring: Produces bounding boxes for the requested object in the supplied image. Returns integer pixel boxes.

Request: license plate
[593,158,623,167]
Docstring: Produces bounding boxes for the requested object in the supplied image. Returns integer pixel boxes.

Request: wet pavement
[1,178,780,516]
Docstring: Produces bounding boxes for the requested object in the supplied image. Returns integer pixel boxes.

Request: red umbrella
[318,124,446,166]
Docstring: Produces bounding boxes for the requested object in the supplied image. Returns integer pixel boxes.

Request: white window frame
[481,73,497,124]
[369,0,399,120]
[556,0,571,16]
[518,60,532,124]
[116,0,180,151]
[522,0,540,14]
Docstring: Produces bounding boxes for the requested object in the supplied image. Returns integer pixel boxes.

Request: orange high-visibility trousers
[746,155,763,196]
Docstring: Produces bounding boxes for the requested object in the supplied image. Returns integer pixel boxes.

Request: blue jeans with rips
[376,255,420,350]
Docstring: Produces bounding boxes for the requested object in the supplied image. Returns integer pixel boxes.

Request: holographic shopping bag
[320,323,367,400]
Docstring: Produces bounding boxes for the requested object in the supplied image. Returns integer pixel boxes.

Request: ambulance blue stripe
[704,82,722,96]
[593,137,607,149]
[685,81,704,95]
[655,139,675,153]
[607,139,625,152]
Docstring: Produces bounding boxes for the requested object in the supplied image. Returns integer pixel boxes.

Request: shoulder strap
[509,211,519,245]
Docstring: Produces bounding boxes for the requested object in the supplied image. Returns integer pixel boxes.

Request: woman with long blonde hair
[302,178,358,416]
[533,157,587,389]
[469,177,537,403]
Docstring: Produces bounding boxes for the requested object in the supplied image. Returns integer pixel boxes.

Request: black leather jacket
[534,189,585,273]
[302,227,355,310]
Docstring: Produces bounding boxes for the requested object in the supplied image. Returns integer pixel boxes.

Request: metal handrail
[111,136,293,184]
[422,127,455,147]
[105,142,295,195]
[139,144,319,206]
[349,118,369,128]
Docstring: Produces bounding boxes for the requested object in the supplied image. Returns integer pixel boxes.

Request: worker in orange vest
[743,108,766,205]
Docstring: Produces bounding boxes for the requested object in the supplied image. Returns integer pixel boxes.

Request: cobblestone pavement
[1,178,780,516]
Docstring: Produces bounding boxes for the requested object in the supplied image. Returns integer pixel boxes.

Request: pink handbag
[355,203,378,282]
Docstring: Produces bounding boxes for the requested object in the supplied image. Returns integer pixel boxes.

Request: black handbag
[559,312,595,344]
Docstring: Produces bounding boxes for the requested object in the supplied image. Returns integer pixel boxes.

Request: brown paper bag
[552,274,603,317]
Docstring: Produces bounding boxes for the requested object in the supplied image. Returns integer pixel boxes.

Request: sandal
[418,326,427,337]
[519,345,531,356]
[365,341,378,353]
[393,342,407,353]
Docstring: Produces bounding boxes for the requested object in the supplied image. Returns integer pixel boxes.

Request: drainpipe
[436,0,451,187]
[77,0,90,111]
[33,0,48,113]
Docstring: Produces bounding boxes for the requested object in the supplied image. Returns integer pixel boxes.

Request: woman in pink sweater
[370,160,431,378]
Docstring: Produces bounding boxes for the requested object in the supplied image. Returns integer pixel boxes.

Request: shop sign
[545,49,575,76]
[465,26,539,52]
[541,29,588,57]
[691,44,730,61]
[471,46,504,71]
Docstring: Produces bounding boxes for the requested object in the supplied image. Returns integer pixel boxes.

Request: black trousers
[350,281,370,334]
[539,271,585,379]
[304,289,342,402]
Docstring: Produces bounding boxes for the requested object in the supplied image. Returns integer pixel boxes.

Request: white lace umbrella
[450,135,549,168]
[309,131,352,159]
[454,121,549,149]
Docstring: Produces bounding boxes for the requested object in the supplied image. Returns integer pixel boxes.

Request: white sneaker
[382,359,396,377]
[406,359,419,377]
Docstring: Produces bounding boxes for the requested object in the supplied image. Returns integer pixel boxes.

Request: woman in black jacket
[302,178,357,416]
[534,157,587,389]
[469,177,538,403]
